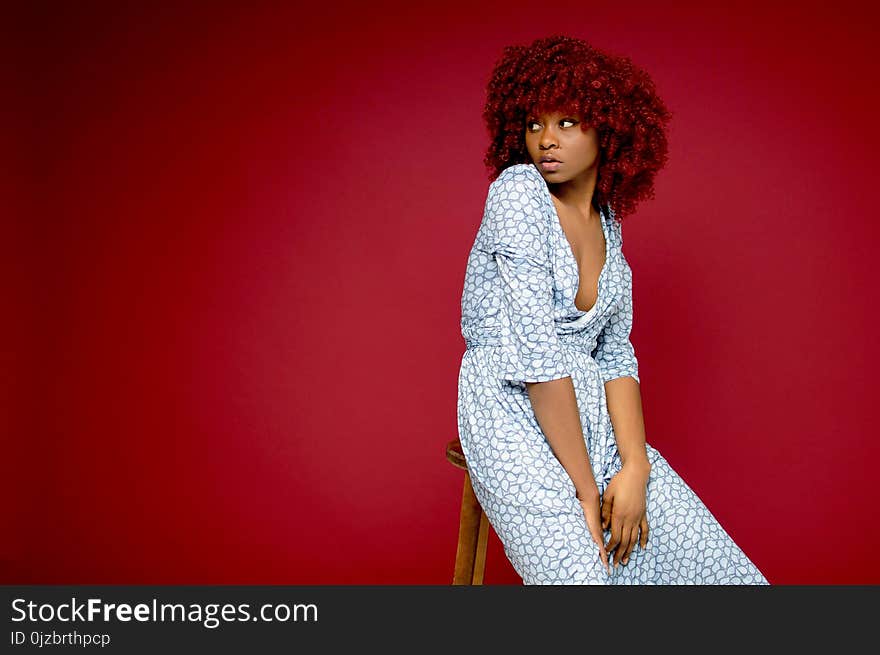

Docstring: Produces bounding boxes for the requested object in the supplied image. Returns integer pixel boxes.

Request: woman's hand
[577,492,611,575]
[601,460,651,568]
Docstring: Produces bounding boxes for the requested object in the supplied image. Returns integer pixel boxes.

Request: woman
[457,34,769,584]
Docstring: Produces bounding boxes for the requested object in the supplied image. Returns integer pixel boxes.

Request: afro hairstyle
[482,34,673,220]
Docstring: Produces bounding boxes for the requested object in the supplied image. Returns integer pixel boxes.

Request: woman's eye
[527,119,577,131]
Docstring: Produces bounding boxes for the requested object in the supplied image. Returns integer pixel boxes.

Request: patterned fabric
[456,163,769,584]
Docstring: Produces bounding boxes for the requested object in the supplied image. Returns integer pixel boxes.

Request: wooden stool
[446,438,490,585]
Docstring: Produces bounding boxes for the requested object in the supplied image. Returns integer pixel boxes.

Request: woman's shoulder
[485,163,547,218]
[482,163,551,255]
[485,163,548,213]
[490,162,545,194]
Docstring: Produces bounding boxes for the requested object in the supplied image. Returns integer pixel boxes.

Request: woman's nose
[540,130,558,148]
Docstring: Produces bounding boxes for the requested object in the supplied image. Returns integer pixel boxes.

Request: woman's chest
[554,209,608,314]
[550,230,631,331]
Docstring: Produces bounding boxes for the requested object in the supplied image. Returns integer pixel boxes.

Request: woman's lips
[540,161,561,171]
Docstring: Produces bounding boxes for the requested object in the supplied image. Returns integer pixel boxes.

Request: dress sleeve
[482,171,570,384]
[591,232,640,384]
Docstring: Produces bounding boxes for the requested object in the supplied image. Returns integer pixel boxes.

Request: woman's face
[524,110,600,183]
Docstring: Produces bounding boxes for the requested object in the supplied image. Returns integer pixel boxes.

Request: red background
[6,0,879,584]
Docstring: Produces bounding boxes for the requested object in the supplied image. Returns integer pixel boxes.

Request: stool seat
[446,438,490,585]
[445,439,467,470]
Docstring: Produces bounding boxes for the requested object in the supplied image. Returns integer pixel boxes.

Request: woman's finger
[639,515,649,549]
[579,497,611,575]
[622,526,639,565]
[600,494,612,531]
[596,540,610,576]
[603,514,622,554]
[614,523,633,568]
[588,522,609,574]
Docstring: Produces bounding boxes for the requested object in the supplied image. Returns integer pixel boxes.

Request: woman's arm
[591,241,648,469]
[602,376,650,567]
[526,376,609,572]
[605,377,650,471]
[481,169,599,501]
[525,378,599,501]
[591,261,651,566]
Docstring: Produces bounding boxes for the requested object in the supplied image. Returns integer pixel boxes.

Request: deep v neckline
[542,184,610,315]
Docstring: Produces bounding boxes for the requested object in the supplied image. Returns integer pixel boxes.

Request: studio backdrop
[7,0,878,584]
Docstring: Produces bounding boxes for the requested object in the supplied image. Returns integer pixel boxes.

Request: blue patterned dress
[456,163,769,584]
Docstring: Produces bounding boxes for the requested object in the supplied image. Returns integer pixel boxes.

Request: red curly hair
[482,34,673,220]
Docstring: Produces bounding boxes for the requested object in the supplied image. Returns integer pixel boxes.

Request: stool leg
[452,470,483,585]
[471,509,489,585]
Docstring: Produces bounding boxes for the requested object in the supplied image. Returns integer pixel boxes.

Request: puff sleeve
[591,234,640,384]
[482,170,570,384]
